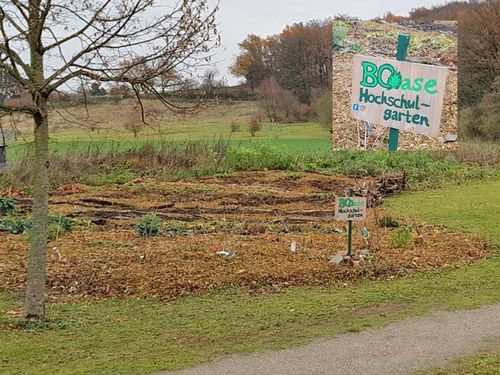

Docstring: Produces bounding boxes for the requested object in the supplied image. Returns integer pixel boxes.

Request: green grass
[385,179,500,241]
[418,344,500,375]
[1,253,500,375]
[7,137,333,161]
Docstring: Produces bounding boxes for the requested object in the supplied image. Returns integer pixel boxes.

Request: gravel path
[157,303,500,375]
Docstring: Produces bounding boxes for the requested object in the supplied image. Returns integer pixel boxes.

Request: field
[6,100,331,161]
[1,100,500,374]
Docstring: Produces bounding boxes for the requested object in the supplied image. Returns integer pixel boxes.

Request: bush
[249,117,262,137]
[0,197,17,216]
[0,217,30,235]
[258,77,302,123]
[136,214,162,237]
[230,121,240,132]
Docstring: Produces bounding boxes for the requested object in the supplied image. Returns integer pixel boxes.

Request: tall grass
[1,141,498,190]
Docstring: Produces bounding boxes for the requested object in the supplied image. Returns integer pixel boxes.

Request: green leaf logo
[388,70,402,90]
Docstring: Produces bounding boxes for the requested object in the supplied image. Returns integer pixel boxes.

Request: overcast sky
[212,0,452,84]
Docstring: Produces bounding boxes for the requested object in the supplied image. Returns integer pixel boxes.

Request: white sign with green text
[335,197,367,221]
[350,55,449,138]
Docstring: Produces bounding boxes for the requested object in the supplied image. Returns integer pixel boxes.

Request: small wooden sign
[350,54,448,138]
[335,197,367,221]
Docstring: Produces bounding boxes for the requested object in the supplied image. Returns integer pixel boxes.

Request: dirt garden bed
[0,171,488,302]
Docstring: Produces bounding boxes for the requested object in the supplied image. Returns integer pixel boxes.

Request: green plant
[378,216,400,228]
[6,217,30,235]
[0,197,17,215]
[390,227,412,248]
[332,21,350,50]
[136,214,162,237]
[48,215,75,240]
[164,220,187,236]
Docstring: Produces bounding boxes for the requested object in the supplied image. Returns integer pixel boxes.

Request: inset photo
[332,18,457,151]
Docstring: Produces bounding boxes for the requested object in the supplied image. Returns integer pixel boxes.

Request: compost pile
[0,172,487,302]
[332,20,458,151]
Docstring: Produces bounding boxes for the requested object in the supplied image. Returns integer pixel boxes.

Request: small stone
[352,260,361,267]
[329,254,344,265]
[290,241,298,253]
[445,134,458,143]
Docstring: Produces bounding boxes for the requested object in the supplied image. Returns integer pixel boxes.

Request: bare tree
[258,77,300,122]
[0,0,218,321]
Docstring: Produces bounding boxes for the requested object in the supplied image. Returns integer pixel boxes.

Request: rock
[360,249,370,256]
[329,254,344,265]
[445,134,458,143]
[352,260,361,267]
[290,241,298,253]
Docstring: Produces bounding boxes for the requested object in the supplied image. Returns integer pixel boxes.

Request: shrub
[390,227,412,248]
[249,116,262,137]
[2,217,30,235]
[0,197,17,215]
[136,214,162,237]
[230,121,240,132]
[258,77,301,123]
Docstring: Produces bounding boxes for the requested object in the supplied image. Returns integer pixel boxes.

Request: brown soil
[0,171,488,301]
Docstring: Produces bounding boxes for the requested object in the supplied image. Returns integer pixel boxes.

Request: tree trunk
[24,97,49,321]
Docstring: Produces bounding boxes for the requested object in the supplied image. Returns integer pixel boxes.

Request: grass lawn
[418,344,500,375]
[1,180,500,374]
[385,179,500,242]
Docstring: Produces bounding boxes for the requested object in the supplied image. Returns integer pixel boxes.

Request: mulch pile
[0,171,488,302]
[332,20,458,151]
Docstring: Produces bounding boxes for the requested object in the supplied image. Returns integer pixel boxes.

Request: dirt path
[157,304,500,375]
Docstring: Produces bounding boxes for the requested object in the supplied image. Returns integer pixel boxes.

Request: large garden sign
[350,54,449,139]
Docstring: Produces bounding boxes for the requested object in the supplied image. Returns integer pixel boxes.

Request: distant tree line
[408,1,472,21]
[230,19,332,124]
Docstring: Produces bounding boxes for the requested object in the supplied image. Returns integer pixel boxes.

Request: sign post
[335,191,367,256]
[388,34,411,152]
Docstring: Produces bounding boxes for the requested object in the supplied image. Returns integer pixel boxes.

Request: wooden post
[388,34,411,152]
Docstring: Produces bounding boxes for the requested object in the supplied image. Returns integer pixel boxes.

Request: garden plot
[0,171,488,302]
